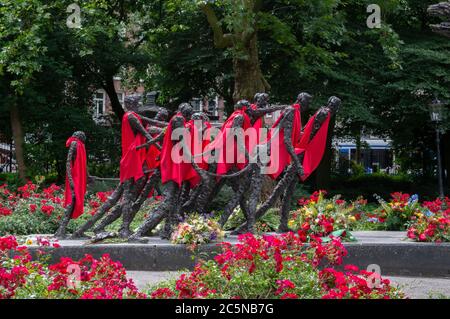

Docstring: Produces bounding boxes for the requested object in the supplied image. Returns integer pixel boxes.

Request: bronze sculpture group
[58,92,341,242]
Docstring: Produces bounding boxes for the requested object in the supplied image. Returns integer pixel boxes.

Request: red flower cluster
[41,205,55,216]
[0,236,144,299]
[297,190,327,206]
[48,254,145,299]
[149,232,400,299]
[407,215,449,242]
[0,203,12,217]
[96,191,112,203]
[422,197,450,216]
[320,265,396,299]
[389,192,410,210]
[0,182,116,222]
[17,181,37,199]
[0,236,33,298]
[87,191,113,216]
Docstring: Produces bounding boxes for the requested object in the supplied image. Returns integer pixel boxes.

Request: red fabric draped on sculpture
[185,120,212,187]
[266,104,302,180]
[143,126,162,198]
[145,126,161,171]
[295,113,331,181]
[206,108,251,175]
[160,113,198,187]
[64,137,87,219]
[120,111,147,183]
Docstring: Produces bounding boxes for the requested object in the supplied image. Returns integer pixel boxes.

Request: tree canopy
[0,0,449,188]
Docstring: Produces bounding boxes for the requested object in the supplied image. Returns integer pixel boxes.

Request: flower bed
[406,197,450,242]
[0,181,158,236]
[0,235,145,299]
[288,191,359,241]
[150,232,405,299]
[291,191,449,243]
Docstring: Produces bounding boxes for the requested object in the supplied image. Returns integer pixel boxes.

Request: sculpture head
[296,92,313,111]
[254,93,270,108]
[178,103,194,119]
[192,112,210,122]
[192,112,210,131]
[235,99,250,111]
[327,96,341,116]
[154,108,169,121]
[124,94,142,113]
[72,131,86,143]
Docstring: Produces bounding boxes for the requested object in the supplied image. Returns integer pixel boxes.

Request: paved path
[127,271,450,299]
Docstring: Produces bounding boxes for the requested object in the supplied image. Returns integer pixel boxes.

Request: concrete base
[23,231,450,277]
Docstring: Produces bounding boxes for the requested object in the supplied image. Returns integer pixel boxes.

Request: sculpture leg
[129,181,179,241]
[119,176,147,238]
[92,180,133,234]
[278,179,296,233]
[256,165,296,220]
[193,175,224,215]
[233,165,296,233]
[55,202,74,239]
[70,183,124,238]
[131,170,161,212]
[219,175,247,227]
[161,181,185,239]
[92,203,123,234]
[181,183,202,213]
[247,166,263,233]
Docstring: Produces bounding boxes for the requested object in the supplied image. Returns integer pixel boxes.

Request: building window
[117,92,124,107]
[208,98,218,117]
[93,91,105,115]
[191,98,202,112]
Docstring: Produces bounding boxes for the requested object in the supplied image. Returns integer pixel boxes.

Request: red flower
[274,248,283,273]
[344,264,359,272]
[41,205,55,216]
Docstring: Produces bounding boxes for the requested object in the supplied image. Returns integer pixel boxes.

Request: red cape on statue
[185,119,212,187]
[160,113,198,187]
[266,104,302,180]
[145,126,161,171]
[64,137,87,219]
[120,111,147,183]
[295,113,331,181]
[143,125,163,198]
[206,108,251,175]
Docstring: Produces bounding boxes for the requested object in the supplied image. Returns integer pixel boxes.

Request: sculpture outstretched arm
[136,131,166,151]
[147,126,164,135]
[248,105,286,119]
[141,116,169,128]
[128,113,153,142]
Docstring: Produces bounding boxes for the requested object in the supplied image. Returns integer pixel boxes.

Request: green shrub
[329,173,413,201]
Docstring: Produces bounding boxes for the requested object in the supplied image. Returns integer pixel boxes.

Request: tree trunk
[103,77,124,120]
[10,102,26,180]
[355,133,361,164]
[442,132,450,193]
[314,117,336,190]
[232,34,270,102]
